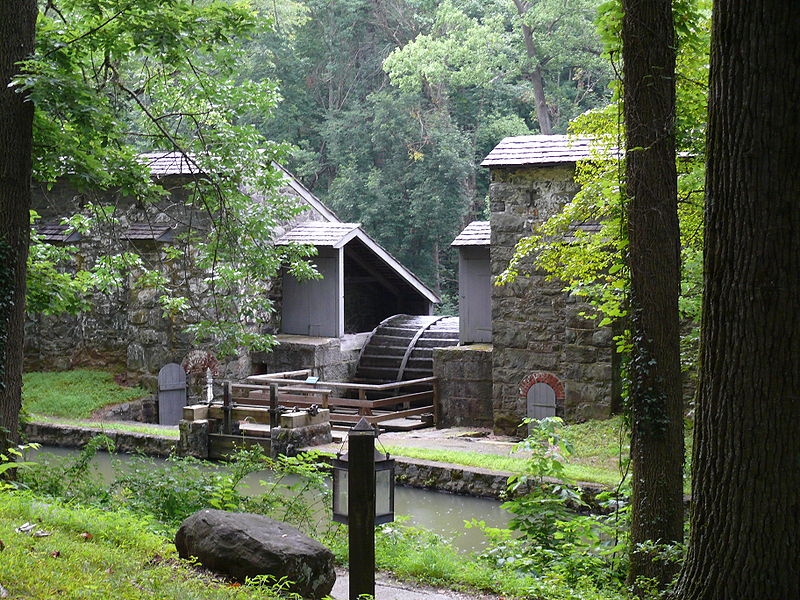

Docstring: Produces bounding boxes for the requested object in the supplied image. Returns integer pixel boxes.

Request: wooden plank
[369,391,433,408]
[369,405,434,423]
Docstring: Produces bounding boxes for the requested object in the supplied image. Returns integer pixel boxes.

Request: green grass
[385,416,632,487]
[386,444,624,487]
[0,493,284,600]
[23,369,149,419]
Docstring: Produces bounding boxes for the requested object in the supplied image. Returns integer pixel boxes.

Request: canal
[31,446,510,552]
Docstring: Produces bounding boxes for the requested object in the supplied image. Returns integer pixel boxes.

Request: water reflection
[29,446,510,552]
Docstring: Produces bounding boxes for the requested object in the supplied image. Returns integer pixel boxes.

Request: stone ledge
[24,422,176,457]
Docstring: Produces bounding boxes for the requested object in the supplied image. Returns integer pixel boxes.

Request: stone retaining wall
[24,422,176,457]
[91,397,159,423]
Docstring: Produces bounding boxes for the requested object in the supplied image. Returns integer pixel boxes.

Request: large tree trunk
[671,2,800,598]
[0,1,37,451]
[622,0,684,591]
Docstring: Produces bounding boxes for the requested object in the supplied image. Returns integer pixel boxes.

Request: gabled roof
[481,135,617,167]
[451,221,490,247]
[277,222,440,305]
[275,222,360,248]
[136,152,437,303]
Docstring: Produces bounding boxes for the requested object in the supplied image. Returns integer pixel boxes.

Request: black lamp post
[331,417,395,600]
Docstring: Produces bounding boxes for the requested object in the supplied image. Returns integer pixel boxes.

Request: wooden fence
[226,369,436,426]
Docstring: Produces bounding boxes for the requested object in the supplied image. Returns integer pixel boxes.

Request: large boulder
[175,509,336,599]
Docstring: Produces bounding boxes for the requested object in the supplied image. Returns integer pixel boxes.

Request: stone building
[441,135,618,435]
[26,152,438,396]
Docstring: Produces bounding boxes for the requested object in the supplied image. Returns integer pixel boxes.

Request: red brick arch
[519,372,565,400]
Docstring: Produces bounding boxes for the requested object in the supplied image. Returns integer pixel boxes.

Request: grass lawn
[385,417,630,487]
[0,494,284,600]
[23,369,149,419]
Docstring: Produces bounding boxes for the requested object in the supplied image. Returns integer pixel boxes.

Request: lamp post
[332,417,395,600]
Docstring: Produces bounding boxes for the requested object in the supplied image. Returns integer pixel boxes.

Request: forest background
[240,0,618,305]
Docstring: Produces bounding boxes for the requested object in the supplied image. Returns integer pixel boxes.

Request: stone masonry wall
[490,165,614,434]
[25,175,330,394]
[433,345,493,428]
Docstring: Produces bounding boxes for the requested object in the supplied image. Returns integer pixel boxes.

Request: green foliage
[245,0,613,298]
[383,0,614,132]
[22,369,148,419]
[19,435,114,502]
[21,0,319,354]
[0,493,287,599]
[19,439,331,536]
[370,518,625,599]
[499,0,711,378]
[0,444,40,490]
[477,417,629,592]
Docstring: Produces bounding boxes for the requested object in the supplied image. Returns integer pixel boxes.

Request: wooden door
[158,363,187,425]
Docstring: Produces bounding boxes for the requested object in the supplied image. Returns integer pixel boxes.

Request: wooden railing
[225,370,436,426]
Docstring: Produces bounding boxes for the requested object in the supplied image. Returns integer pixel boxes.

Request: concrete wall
[489,165,615,434]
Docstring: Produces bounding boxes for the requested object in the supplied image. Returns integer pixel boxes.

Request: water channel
[31,446,510,552]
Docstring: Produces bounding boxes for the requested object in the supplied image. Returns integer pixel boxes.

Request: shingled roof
[481,135,616,167]
[123,223,175,242]
[139,151,203,176]
[35,223,81,243]
[274,222,361,248]
[451,221,490,246]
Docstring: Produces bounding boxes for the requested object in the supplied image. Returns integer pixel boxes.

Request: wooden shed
[451,221,492,344]
[276,222,439,337]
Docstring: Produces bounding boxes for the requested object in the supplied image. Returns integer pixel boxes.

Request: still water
[30,446,509,552]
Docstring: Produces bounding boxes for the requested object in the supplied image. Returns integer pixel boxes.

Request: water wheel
[354,314,460,384]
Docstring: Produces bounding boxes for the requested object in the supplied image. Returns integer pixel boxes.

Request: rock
[175,509,335,599]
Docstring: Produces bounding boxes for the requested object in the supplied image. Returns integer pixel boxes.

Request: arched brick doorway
[519,372,565,425]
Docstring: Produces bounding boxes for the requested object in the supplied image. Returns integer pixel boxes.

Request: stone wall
[25,176,330,392]
[24,422,176,456]
[91,397,159,423]
[489,165,615,434]
[433,345,493,428]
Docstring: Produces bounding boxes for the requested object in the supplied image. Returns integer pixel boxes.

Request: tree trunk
[0,1,37,451]
[671,2,800,597]
[622,0,684,591]
[512,0,553,135]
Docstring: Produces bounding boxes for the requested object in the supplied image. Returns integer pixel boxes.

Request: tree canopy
[22,0,319,354]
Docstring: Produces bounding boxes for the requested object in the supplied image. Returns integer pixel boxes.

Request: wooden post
[348,418,376,600]
[222,381,232,434]
[358,389,367,415]
[269,384,278,429]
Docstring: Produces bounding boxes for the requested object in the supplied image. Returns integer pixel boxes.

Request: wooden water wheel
[354,314,460,384]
